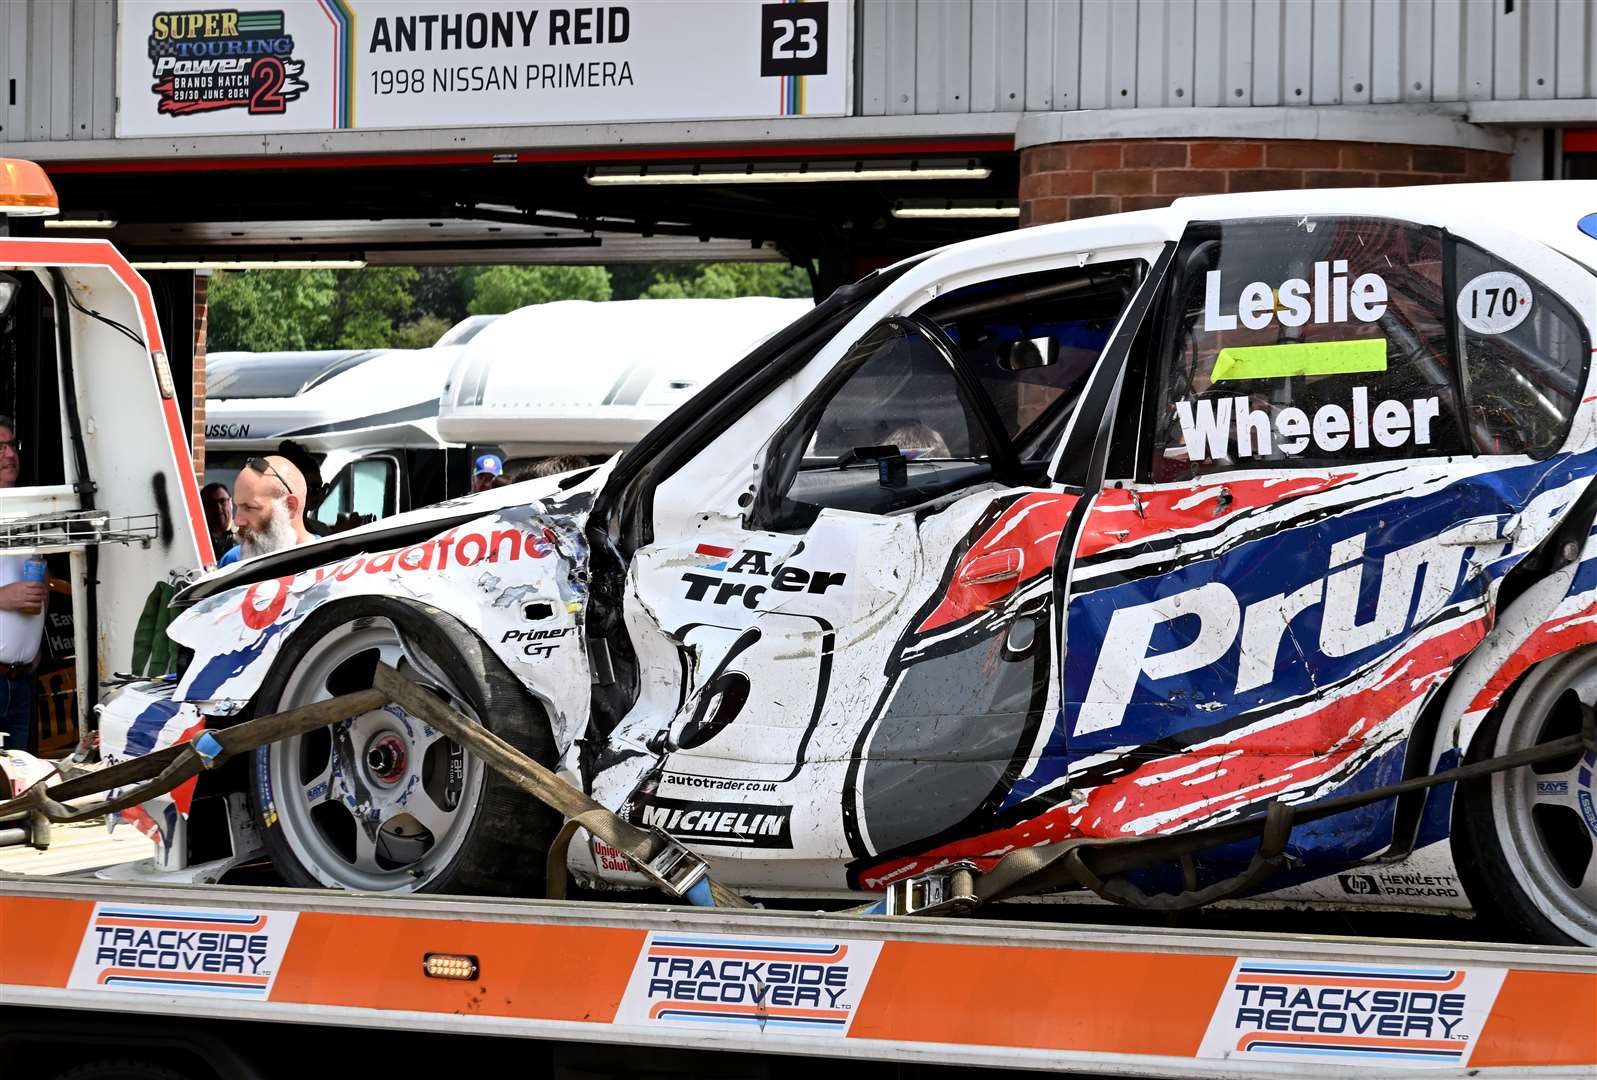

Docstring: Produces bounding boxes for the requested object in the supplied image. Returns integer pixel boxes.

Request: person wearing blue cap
[471,452,504,493]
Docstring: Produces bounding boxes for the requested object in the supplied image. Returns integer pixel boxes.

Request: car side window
[921,260,1143,462]
[757,319,996,531]
[1149,217,1465,482]
[1454,240,1589,457]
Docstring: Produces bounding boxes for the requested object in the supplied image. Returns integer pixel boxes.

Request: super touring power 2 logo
[146,8,308,117]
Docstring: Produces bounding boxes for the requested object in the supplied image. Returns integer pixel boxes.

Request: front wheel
[1454,645,1597,945]
[250,597,558,895]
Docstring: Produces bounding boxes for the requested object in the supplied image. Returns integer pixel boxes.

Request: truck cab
[0,160,208,758]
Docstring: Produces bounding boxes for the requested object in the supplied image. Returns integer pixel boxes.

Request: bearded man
[217,455,313,567]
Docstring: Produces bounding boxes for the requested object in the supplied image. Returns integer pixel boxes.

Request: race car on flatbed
[103,182,1597,946]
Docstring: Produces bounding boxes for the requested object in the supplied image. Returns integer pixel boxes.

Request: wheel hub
[363,731,409,787]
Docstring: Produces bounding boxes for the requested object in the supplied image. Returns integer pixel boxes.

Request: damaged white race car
[103,183,1597,945]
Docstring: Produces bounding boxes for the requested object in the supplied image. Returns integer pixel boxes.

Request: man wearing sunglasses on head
[217,455,314,568]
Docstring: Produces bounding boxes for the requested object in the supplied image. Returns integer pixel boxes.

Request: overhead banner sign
[115,1,851,137]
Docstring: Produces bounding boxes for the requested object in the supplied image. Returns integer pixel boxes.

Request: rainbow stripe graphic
[316,0,358,128]
[780,0,806,116]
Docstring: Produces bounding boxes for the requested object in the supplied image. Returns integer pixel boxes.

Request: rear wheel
[1455,646,1597,945]
[250,597,557,895]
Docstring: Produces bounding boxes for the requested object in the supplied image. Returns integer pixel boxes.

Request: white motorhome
[438,297,813,467]
[202,346,467,530]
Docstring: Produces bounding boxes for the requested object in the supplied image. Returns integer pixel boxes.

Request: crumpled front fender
[166,506,594,753]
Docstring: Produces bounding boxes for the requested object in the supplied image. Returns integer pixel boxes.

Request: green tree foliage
[391,314,454,349]
[208,261,812,352]
[464,264,612,314]
[207,267,417,351]
[205,269,337,352]
[326,267,418,348]
[638,262,811,300]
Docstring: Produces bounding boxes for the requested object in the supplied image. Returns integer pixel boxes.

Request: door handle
[956,548,1022,587]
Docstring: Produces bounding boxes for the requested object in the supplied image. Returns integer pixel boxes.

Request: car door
[610,246,1166,886]
[1045,214,1596,868]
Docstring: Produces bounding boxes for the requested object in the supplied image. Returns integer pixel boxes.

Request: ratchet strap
[6,666,1590,920]
[0,666,749,910]
[370,665,749,909]
[868,710,1596,917]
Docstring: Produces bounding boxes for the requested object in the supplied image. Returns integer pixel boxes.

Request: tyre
[250,597,558,895]
[1454,645,1597,945]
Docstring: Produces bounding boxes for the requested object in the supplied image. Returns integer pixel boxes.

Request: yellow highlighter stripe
[1212,338,1388,382]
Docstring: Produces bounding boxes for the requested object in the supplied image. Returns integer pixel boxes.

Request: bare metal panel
[1343,0,1374,105]
[71,0,95,139]
[1463,0,1494,100]
[1556,0,1588,99]
[1251,0,1281,107]
[1222,0,1253,108]
[1282,0,1314,105]
[858,0,890,114]
[92,0,114,139]
[49,1,71,139]
[1526,0,1557,100]
[1403,0,1435,104]
[26,3,49,140]
[853,0,1596,117]
[1022,0,1057,111]
[1166,0,1197,108]
[1192,0,1222,108]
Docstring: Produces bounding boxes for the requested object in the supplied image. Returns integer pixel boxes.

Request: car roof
[887,181,1597,282]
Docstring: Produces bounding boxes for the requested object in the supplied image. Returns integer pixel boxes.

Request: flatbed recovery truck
[2,870,1595,1080]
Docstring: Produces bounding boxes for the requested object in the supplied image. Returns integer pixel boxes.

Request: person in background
[0,416,44,754]
[276,440,330,536]
[218,455,314,567]
[471,452,504,493]
[200,482,236,564]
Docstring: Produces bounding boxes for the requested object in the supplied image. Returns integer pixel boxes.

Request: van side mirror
[1000,336,1057,371]
[0,274,19,321]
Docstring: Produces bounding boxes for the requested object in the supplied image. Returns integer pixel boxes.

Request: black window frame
[748,314,1022,534]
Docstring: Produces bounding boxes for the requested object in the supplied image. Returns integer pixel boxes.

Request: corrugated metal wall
[857,0,1597,115]
[0,0,116,143]
[0,0,1593,146]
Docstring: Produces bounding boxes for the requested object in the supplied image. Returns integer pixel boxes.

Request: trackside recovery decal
[1197,958,1506,1068]
[616,932,882,1035]
[67,903,298,999]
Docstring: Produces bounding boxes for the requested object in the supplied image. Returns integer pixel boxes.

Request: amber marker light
[422,953,479,980]
[0,159,59,217]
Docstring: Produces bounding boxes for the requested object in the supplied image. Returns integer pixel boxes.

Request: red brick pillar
[1019,139,1511,226]
[192,270,210,481]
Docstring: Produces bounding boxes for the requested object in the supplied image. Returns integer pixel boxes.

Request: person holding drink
[0,417,44,755]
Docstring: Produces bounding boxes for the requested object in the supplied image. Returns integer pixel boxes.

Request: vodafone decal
[238,524,557,627]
